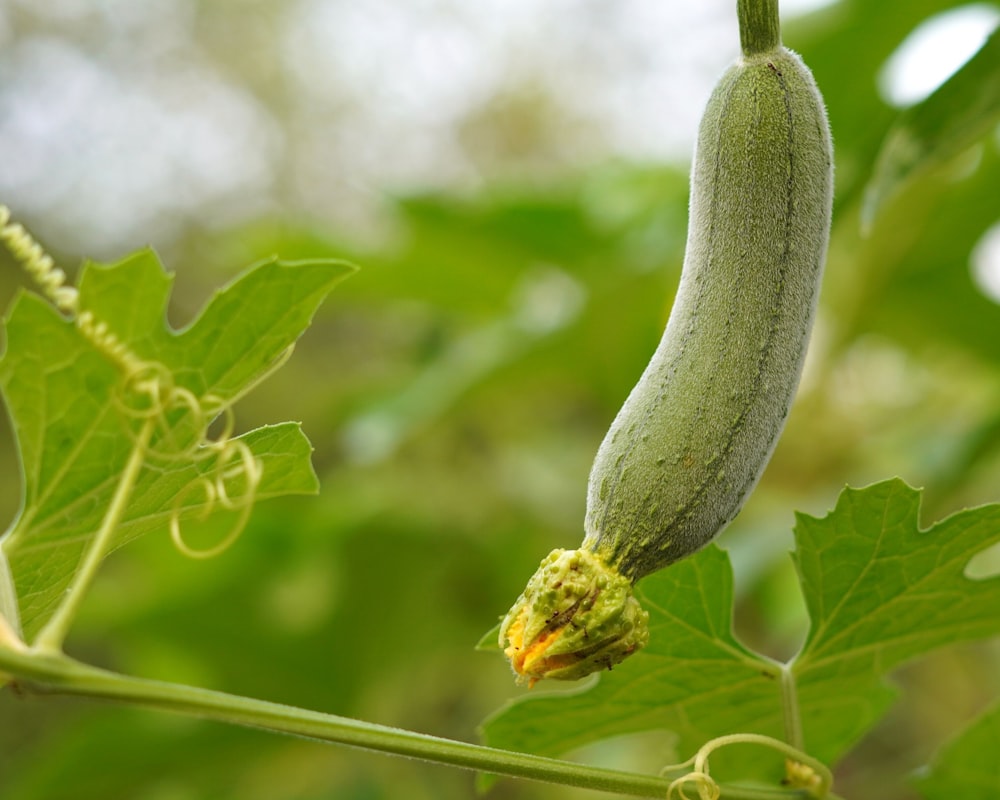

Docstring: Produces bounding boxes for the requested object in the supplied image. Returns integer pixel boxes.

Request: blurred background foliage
[1,0,1000,799]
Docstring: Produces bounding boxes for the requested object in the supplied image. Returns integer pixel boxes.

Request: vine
[0,644,828,800]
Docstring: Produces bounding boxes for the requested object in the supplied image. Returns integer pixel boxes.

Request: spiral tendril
[0,205,147,375]
[0,206,79,315]
[2,206,264,561]
[661,733,833,800]
[75,310,148,375]
[169,437,262,559]
[666,771,719,800]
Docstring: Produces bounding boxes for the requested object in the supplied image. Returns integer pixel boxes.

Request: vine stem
[32,416,156,653]
[0,646,818,800]
[737,0,782,57]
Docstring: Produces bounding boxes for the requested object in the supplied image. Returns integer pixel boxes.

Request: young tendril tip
[0,205,79,314]
[661,733,833,800]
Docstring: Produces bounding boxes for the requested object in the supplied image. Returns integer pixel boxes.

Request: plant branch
[0,646,818,800]
[737,0,782,57]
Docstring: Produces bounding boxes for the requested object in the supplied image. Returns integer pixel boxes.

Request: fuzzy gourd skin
[499,34,832,684]
[583,48,833,581]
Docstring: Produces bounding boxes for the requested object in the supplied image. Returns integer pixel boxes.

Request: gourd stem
[737,0,782,56]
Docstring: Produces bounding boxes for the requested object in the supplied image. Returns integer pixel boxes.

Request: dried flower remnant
[499,549,649,686]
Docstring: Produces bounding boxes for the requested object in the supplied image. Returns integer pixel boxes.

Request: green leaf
[0,251,355,642]
[792,479,1000,762]
[916,702,1000,800]
[483,480,1000,776]
[475,622,502,651]
[863,29,1000,228]
[481,546,784,767]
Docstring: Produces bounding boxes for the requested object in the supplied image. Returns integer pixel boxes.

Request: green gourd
[499,0,832,684]
[583,56,832,581]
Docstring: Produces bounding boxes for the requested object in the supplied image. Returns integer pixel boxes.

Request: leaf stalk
[32,417,155,652]
[780,663,804,750]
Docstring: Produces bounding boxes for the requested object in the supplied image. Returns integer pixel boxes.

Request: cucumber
[500,1,833,684]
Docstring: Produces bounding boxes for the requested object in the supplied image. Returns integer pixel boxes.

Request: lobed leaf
[793,479,1000,762]
[0,251,354,642]
[481,546,784,769]
[483,480,1000,778]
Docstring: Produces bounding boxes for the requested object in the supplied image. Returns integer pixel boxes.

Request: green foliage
[917,701,1000,799]
[864,30,1000,226]
[0,251,353,641]
[484,545,781,764]
[792,480,1000,757]
[1,0,1000,799]
[484,481,1000,782]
